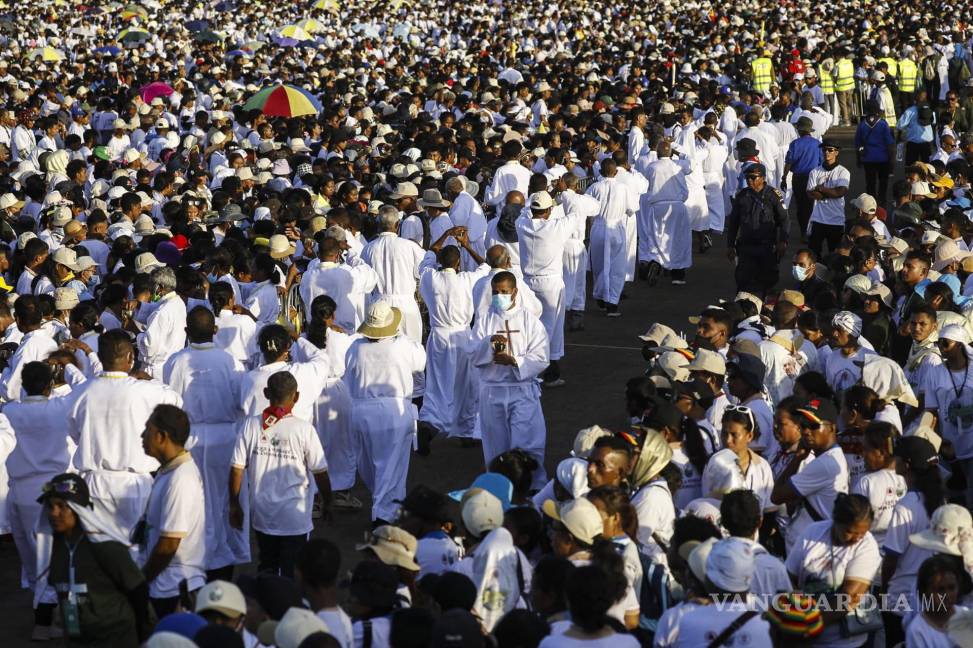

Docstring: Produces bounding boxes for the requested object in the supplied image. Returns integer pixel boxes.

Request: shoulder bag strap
[706,610,759,648]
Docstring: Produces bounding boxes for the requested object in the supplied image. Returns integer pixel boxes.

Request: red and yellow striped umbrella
[243,85,322,117]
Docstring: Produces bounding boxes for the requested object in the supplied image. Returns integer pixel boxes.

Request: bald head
[505,190,525,207]
[486,244,511,269]
[187,305,216,343]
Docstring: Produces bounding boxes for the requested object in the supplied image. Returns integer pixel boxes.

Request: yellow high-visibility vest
[878,57,899,78]
[819,64,835,93]
[835,58,855,92]
[898,59,918,93]
[751,57,773,93]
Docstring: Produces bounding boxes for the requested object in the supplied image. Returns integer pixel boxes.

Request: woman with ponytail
[209,281,258,367]
[881,436,946,646]
[292,295,360,510]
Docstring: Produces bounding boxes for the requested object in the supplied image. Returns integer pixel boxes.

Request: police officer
[725,163,789,296]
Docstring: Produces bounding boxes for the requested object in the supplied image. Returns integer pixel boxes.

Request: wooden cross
[495,319,520,352]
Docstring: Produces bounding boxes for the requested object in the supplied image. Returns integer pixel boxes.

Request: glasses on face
[745,175,762,181]
[823,147,839,153]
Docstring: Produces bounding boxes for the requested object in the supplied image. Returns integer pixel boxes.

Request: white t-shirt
[670,447,702,511]
[905,606,969,648]
[631,479,675,561]
[825,347,874,394]
[415,531,463,578]
[786,446,850,551]
[883,491,933,612]
[785,521,881,648]
[231,413,329,536]
[352,616,391,648]
[143,453,207,598]
[808,164,851,226]
[923,361,973,459]
[653,601,705,648]
[538,632,641,648]
[671,598,772,648]
[743,395,778,457]
[317,607,354,648]
[850,468,906,547]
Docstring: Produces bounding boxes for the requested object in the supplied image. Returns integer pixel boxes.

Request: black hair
[148,404,191,446]
[587,485,638,542]
[492,610,551,648]
[720,489,762,538]
[832,493,874,526]
[305,294,337,350]
[389,608,435,648]
[208,281,234,313]
[843,385,884,420]
[902,448,946,517]
[258,324,292,363]
[13,294,42,327]
[297,538,342,588]
[916,554,973,604]
[794,371,835,401]
[530,555,576,613]
[21,361,53,396]
[681,417,710,476]
[863,421,897,457]
[565,564,622,633]
[266,370,298,402]
[503,506,543,554]
[69,302,104,334]
[489,448,539,500]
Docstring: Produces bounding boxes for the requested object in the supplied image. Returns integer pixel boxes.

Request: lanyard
[949,364,969,400]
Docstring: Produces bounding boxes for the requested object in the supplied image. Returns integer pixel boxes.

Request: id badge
[63,598,82,638]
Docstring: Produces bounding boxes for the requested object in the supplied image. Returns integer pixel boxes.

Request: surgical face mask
[492,293,513,311]
[792,264,808,281]
[207,273,219,284]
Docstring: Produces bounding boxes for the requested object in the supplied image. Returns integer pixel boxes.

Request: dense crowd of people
[6,0,973,646]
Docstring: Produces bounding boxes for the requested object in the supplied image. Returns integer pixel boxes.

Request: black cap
[894,436,939,468]
[432,572,477,612]
[794,397,839,427]
[643,395,684,431]
[745,163,767,177]
[396,485,450,523]
[727,354,766,391]
[348,560,399,609]
[675,378,716,408]
[820,138,841,150]
[37,473,91,507]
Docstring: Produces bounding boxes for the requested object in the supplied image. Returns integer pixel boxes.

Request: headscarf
[496,203,520,243]
[832,310,862,338]
[629,428,673,488]
[860,355,919,407]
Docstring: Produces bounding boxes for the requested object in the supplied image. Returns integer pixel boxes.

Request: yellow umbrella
[297,18,324,33]
[311,0,338,11]
[28,47,65,61]
[277,24,312,40]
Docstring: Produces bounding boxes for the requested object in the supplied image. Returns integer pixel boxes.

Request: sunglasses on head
[42,480,79,497]
[724,403,756,429]
[823,147,839,152]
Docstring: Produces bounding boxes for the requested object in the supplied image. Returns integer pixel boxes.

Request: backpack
[923,55,939,81]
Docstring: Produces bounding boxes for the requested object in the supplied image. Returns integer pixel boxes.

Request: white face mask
[491,293,513,311]
[792,264,809,282]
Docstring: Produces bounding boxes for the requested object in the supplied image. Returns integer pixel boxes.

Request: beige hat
[932,239,973,272]
[777,289,806,309]
[461,488,503,537]
[305,216,327,237]
[389,181,419,199]
[688,348,726,375]
[542,497,603,545]
[76,256,98,272]
[851,193,877,214]
[275,608,329,648]
[53,287,79,311]
[843,274,872,294]
[418,188,451,209]
[864,283,894,309]
[0,193,25,211]
[657,350,692,382]
[52,247,81,272]
[236,167,254,181]
[571,425,612,458]
[113,118,128,129]
[268,234,296,260]
[122,148,141,164]
[194,580,246,618]
[134,251,164,273]
[911,181,936,198]
[686,537,718,584]
[638,322,688,348]
[357,300,402,339]
[288,137,311,152]
[356,525,421,571]
[64,219,84,237]
[529,191,554,211]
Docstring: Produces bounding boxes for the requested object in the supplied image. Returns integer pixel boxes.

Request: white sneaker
[671,279,687,285]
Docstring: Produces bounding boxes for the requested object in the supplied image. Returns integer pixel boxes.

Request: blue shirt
[784,135,822,174]
[855,117,895,163]
[897,105,935,143]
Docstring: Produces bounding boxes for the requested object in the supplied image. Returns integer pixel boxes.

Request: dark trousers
[151,596,180,619]
[808,222,844,259]
[863,161,892,206]
[883,612,905,647]
[791,173,812,238]
[734,248,779,297]
[905,141,933,166]
[256,531,307,578]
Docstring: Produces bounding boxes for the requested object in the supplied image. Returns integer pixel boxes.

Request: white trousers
[479,383,547,489]
[314,379,358,491]
[420,328,477,438]
[353,398,416,521]
[591,219,628,304]
[189,422,248,569]
[562,240,588,312]
[523,274,565,361]
[8,477,57,605]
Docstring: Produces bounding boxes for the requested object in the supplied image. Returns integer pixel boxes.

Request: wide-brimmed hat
[932,239,973,271]
[418,188,451,209]
[909,504,972,555]
[356,525,421,571]
[389,181,419,199]
[357,300,402,339]
[268,234,296,259]
[0,193,25,211]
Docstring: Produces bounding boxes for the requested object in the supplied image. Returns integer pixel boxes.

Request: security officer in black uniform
[725,163,789,296]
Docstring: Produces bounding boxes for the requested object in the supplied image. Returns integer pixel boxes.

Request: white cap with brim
[275,608,329,648]
[542,497,603,546]
[706,537,756,592]
[909,504,973,555]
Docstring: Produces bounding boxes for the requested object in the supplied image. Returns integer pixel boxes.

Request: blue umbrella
[226,49,252,59]
[185,19,209,32]
[94,45,122,56]
[214,0,234,10]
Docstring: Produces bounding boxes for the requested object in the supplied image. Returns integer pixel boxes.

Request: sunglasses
[823,147,839,152]
[42,480,80,497]
[745,174,762,181]
[724,403,756,429]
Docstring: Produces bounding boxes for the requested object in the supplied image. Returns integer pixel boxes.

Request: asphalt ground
[0,127,866,645]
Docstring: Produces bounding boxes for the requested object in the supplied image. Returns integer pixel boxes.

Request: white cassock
[675,140,710,233]
[484,161,531,212]
[701,135,729,232]
[0,394,73,604]
[472,269,543,321]
[719,108,739,141]
[468,301,549,489]
[448,191,488,271]
[136,292,187,378]
[639,158,692,271]
[418,255,490,438]
[292,330,358,492]
[734,125,781,186]
[163,343,249,568]
[214,309,259,368]
[559,189,600,312]
[628,125,647,163]
[756,121,786,186]
[616,167,650,281]
[517,211,573,361]
[300,255,378,332]
[239,338,331,423]
[344,336,426,521]
[68,372,182,533]
[485,219,522,274]
[586,177,639,305]
[0,329,58,402]
[361,233,426,344]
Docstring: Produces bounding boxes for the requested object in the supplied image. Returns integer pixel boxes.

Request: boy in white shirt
[230,370,331,578]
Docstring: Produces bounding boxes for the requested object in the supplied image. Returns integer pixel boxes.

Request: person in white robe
[483,142,532,216]
[472,246,543,321]
[0,295,58,402]
[209,281,259,368]
[418,229,489,440]
[162,307,248,572]
[467,272,550,488]
[68,330,182,534]
[639,142,693,285]
[446,177,488,271]
[700,126,730,233]
[300,236,378,333]
[556,173,600,330]
[615,153,650,282]
[734,115,781,188]
[135,267,187,378]
[485,194,525,274]
[344,301,426,522]
[628,111,649,163]
[674,132,711,237]
[517,191,573,384]
[586,160,639,315]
